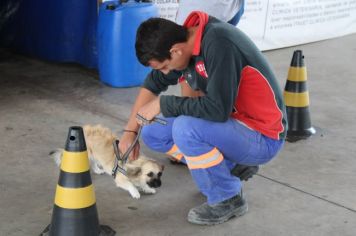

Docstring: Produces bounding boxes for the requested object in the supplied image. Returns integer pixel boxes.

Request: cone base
[99,225,116,236]
[40,224,116,236]
[286,127,316,142]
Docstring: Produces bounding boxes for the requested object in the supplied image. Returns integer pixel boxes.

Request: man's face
[148,48,189,74]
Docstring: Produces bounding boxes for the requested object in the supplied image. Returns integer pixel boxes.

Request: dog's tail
[49,148,64,167]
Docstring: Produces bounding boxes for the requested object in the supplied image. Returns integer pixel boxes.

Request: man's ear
[170,44,183,56]
[175,49,183,56]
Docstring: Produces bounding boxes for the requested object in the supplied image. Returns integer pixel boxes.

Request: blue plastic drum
[2,0,98,68]
[98,0,159,87]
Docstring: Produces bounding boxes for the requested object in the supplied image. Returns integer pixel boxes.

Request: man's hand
[136,97,161,125]
[118,131,140,161]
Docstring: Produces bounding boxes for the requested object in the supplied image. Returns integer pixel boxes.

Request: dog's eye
[158,172,162,177]
[147,172,154,177]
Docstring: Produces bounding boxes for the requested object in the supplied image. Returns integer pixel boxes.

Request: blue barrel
[2,0,98,68]
[98,0,158,87]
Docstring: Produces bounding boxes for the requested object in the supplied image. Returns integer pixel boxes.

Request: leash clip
[136,114,167,125]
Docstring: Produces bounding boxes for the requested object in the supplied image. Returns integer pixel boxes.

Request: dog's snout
[148,179,161,188]
[155,180,161,187]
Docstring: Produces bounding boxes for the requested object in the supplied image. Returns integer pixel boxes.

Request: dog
[50,124,164,199]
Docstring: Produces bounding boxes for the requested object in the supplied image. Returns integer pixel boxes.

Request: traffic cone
[41,126,115,236]
[284,50,316,142]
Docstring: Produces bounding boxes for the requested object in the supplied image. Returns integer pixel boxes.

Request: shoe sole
[187,202,248,226]
[170,159,187,165]
[231,165,259,181]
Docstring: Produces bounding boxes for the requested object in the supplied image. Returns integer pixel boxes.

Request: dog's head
[142,160,164,188]
[126,159,164,188]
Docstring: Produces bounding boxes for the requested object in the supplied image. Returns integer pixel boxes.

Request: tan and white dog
[50,124,164,199]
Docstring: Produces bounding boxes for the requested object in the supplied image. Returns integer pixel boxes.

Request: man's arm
[160,37,243,122]
[119,87,158,160]
[120,69,180,159]
[124,87,158,132]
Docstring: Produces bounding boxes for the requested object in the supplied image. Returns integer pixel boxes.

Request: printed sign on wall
[151,0,179,22]
[238,0,356,50]
[153,0,356,50]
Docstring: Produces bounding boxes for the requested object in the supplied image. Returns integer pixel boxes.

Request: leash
[111,116,167,178]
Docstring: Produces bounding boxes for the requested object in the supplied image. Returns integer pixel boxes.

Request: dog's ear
[126,166,142,178]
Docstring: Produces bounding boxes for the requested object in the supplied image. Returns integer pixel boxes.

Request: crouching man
[119,11,287,225]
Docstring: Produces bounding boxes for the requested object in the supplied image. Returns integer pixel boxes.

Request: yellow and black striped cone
[41,126,115,236]
[284,50,316,142]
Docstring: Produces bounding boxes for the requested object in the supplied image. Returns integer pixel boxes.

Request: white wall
[153,0,356,50]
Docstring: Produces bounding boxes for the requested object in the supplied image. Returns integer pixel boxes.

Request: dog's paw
[129,188,141,199]
[91,166,105,175]
[90,159,106,175]
[142,187,156,195]
[115,180,141,199]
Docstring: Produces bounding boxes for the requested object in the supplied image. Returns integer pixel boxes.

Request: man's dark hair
[135,18,188,66]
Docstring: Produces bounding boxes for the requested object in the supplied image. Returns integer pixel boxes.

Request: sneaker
[187,191,248,225]
[231,164,259,181]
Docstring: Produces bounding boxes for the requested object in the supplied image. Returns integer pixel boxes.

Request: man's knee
[141,124,173,152]
[172,116,195,142]
[141,125,153,144]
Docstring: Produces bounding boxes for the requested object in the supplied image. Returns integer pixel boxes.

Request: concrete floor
[1,33,356,236]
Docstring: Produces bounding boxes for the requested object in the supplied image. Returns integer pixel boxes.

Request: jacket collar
[183,11,209,56]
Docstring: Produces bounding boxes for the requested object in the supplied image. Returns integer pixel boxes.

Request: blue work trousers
[141,115,284,204]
